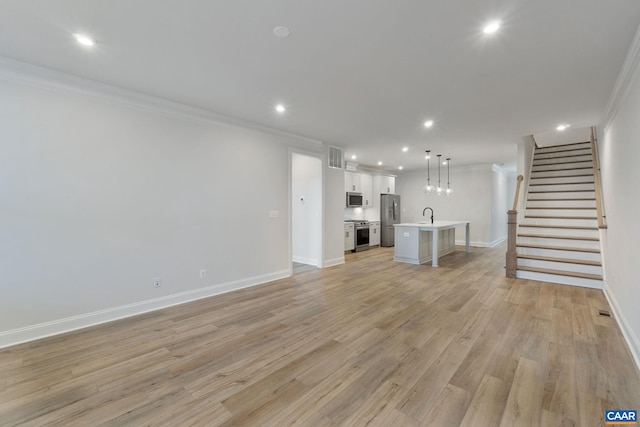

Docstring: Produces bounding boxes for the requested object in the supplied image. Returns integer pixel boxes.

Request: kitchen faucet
[423,207,434,224]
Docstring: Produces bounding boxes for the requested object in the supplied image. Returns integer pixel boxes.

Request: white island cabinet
[393,221,470,267]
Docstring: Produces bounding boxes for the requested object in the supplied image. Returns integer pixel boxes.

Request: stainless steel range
[346,220,370,252]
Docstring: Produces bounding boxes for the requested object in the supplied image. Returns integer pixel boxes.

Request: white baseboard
[603,282,640,373]
[0,269,290,350]
[322,257,345,268]
[455,236,506,248]
[292,256,319,266]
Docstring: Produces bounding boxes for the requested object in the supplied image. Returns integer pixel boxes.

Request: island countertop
[394,220,470,229]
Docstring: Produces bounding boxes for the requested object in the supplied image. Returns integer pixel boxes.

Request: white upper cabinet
[345,171,361,193]
[380,175,395,194]
[360,174,373,207]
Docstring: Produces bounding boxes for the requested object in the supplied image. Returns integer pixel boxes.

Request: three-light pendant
[424,150,453,196]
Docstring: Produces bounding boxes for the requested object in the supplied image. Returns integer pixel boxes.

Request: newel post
[506,174,523,278]
[506,209,518,278]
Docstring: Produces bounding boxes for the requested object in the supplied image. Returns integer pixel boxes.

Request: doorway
[292,152,322,270]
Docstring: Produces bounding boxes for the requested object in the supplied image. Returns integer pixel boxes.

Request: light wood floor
[1,245,639,426]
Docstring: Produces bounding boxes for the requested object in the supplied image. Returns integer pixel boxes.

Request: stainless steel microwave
[346,192,363,207]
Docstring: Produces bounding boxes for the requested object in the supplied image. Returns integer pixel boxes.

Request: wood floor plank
[0,244,638,426]
[499,357,544,427]
[459,374,510,427]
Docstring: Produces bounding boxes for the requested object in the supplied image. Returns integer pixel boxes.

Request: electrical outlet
[199,269,207,279]
[153,278,161,288]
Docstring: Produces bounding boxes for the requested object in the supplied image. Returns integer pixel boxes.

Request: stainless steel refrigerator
[380,194,401,247]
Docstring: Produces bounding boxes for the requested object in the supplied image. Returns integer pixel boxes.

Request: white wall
[395,165,503,246]
[323,151,346,267]
[600,53,640,368]
[0,67,343,347]
[292,153,322,266]
[491,166,509,243]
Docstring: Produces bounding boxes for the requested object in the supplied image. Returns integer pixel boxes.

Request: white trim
[0,56,323,148]
[322,257,345,268]
[456,236,506,248]
[0,269,290,350]
[603,283,640,372]
[292,256,319,266]
[603,22,640,132]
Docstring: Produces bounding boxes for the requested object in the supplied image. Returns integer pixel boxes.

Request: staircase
[515,141,604,289]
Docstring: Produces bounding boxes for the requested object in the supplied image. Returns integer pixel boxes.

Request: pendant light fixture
[424,150,433,193]
[436,154,443,195]
[446,157,453,196]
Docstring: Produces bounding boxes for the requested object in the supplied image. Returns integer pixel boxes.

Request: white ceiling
[1,1,639,171]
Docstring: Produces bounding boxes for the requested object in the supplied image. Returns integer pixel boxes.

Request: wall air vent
[328,146,343,169]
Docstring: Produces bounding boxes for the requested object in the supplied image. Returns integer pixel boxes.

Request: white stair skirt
[516,269,603,289]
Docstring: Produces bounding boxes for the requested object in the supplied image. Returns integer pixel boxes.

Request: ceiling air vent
[328,146,343,169]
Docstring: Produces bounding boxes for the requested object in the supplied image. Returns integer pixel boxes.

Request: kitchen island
[393,221,470,267]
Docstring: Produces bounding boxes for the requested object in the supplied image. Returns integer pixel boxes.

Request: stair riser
[535,143,591,154]
[532,161,593,172]
[524,208,596,217]
[531,169,593,178]
[527,191,595,200]
[534,148,592,160]
[527,200,596,208]
[516,246,602,261]
[522,217,598,227]
[515,270,603,289]
[529,175,593,185]
[533,154,592,166]
[517,236,600,250]
[529,185,594,193]
[517,226,599,238]
[517,258,602,275]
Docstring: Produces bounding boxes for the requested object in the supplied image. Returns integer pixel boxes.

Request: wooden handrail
[590,126,607,229]
[512,175,524,211]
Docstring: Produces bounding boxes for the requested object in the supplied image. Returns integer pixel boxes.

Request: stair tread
[535,142,591,152]
[519,224,598,230]
[533,153,592,160]
[530,173,594,178]
[517,243,600,253]
[528,198,596,201]
[529,190,595,193]
[529,182,594,186]
[533,161,593,168]
[526,207,595,210]
[525,215,597,219]
[532,166,594,172]
[518,233,599,241]
[517,265,602,281]
[517,254,602,266]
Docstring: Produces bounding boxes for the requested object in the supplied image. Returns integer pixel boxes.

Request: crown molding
[0,55,323,147]
[602,23,640,132]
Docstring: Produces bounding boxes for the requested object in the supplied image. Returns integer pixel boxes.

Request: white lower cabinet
[344,223,355,251]
[369,221,380,246]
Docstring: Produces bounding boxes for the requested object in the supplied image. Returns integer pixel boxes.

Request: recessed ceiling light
[556,124,570,131]
[275,104,286,113]
[398,166,404,170]
[442,160,448,165]
[74,33,95,47]
[351,155,357,160]
[273,26,290,38]
[377,161,383,166]
[483,20,501,34]
[402,147,409,152]
[424,120,434,128]
[425,154,431,159]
